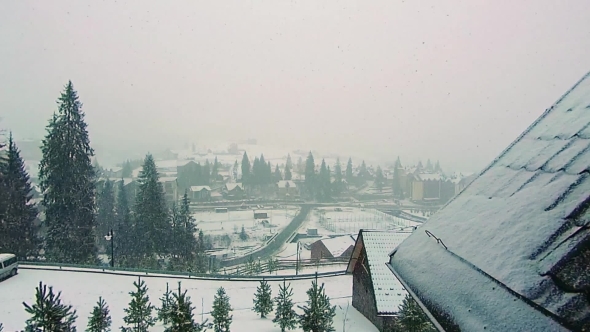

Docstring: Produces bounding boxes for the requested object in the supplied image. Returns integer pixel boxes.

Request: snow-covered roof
[225,183,243,191]
[190,185,211,192]
[277,180,297,188]
[319,235,355,257]
[390,71,590,331]
[347,230,411,315]
[416,173,442,181]
[158,176,177,183]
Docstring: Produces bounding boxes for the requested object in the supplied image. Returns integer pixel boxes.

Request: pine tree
[0,133,39,260]
[203,160,211,185]
[239,225,248,241]
[345,158,353,184]
[211,287,233,332]
[426,159,433,172]
[274,164,282,183]
[163,282,207,332]
[211,156,219,182]
[122,277,157,332]
[375,166,384,192]
[298,277,336,332]
[286,154,293,170]
[434,160,441,173]
[23,282,77,332]
[392,166,404,199]
[397,293,434,331]
[180,192,198,269]
[273,280,297,332]
[115,179,135,267]
[241,152,250,185]
[253,280,273,318]
[122,161,133,178]
[97,179,116,249]
[304,152,316,198]
[195,230,208,273]
[332,158,342,195]
[134,154,170,263]
[317,159,330,202]
[158,283,174,325]
[86,297,111,332]
[284,164,292,181]
[359,161,368,181]
[296,157,304,179]
[39,81,97,264]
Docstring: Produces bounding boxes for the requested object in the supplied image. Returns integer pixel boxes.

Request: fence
[217,205,313,267]
[222,256,350,276]
[17,261,346,282]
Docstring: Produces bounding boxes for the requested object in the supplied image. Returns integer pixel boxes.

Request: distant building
[189,185,211,201]
[276,180,298,198]
[159,177,179,202]
[310,235,355,260]
[410,173,455,203]
[222,183,245,199]
[346,230,412,331]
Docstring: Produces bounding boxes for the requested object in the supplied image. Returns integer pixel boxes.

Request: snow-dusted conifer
[211,287,232,332]
[23,282,77,332]
[253,280,273,318]
[86,296,111,332]
[273,280,297,332]
[298,276,336,332]
[121,277,157,332]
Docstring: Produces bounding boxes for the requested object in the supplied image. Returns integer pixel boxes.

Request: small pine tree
[86,297,112,332]
[23,282,77,332]
[162,282,207,332]
[298,277,336,332]
[273,280,298,332]
[253,280,273,318]
[239,225,248,241]
[121,277,157,332]
[158,283,174,325]
[397,293,435,331]
[211,287,233,332]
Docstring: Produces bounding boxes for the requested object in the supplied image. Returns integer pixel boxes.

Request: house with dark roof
[346,230,413,331]
[387,72,590,331]
[190,185,211,201]
[310,235,355,260]
[222,182,245,199]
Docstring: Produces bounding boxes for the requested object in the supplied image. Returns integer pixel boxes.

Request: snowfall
[0,266,378,332]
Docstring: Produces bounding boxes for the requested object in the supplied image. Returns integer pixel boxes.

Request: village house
[222,182,245,199]
[276,180,298,198]
[310,235,355,260]
[189,185,211,202]
[388,72,590,331]
[346,230,413,331]
[409,173,455,203]
[159,177,179,202]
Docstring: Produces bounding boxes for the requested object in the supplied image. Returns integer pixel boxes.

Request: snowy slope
[0,269,377,332]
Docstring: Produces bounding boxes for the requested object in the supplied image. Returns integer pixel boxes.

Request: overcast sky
[1,0,589,171]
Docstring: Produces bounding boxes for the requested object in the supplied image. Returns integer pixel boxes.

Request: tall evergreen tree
[211,156,219,182]
[169,192,198,271]
[284,164,292,181]
[434,160,442,173]
[161,282,207,332]
[122,161,133,178]
[241,152,250,185]
[86,296,112,332]
[115,179,135,267]
[273,280,297,332]
[286,154,293,170]
[332,158,342,194]
[317,159,331,202]
[96,179,116,248]
[203,160,211,185]
[122,277,157,332]
[298,278,336,332]
[359,161,368,180]
[375,166,384,192]
[345,158,353,184]
[417,160,424,171]
[195,230,208,273]
[253,280,273,318]
[274,164,282,183]
[426,159,433,172]
[395,156,402,169]
[266,161,272,185]
[211,287,233,332]
[134,154,170,264]
[158,283,174,325]
[39,81,97,264]
[304,152,316,198]
[296,157,304,179]
[23,282,77,332]
[0,133,39,259]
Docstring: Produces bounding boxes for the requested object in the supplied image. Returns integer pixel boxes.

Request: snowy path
[0,269,377,332]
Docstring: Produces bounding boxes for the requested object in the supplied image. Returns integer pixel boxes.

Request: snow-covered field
[304,207,420,236]
[0,269,377,332]
[194,208,299,258]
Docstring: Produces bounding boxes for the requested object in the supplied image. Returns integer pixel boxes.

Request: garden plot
[306,207,420,236]
[194,208,300,257]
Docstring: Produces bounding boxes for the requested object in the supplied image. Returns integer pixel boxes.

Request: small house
[222,183,245,199]
[190,185,211,201]
[277,180,298,198]
[310,235,355,260]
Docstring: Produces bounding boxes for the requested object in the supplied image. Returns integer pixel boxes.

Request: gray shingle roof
[389,71,590,331]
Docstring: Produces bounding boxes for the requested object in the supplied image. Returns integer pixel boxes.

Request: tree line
[0,81,209,272]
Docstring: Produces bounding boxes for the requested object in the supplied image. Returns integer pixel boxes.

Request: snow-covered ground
[0,269,377,332]
[194,208,299,258]
[304,207,420,236]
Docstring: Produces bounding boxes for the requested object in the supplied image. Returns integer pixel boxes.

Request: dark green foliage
[253,280,273,318]
[426,159,433,172]
[298,278,336,332]
[86,297,111,332]
[392,160,404,199]
[274,164,282,182]
[273,280,297,332]
[375,166,384,192]
[267,257,279,274]
[241,152,250,185]
[97,179,116,249]
[345,158,353,183]
[359,161,368,181]
[304,152,316,198]
[332,158,343,195]
[121,277,157,332]
[115,179,136,267]
[169,192,200,272]
[284,164,292,181]
[39,81,97,264]
[211,156,219,182]
[121,161,133,178]
[195,230,208,273]
[239,225,248,241]
[158,283,174,325]
[162,282,207,332]
[286,154,292,170]
[133,154,170,262]
[434,160,441,173]
[396,293,435,332]
[317,159,331,202]
[23,281,77,332]
[211,287,232,332]
[0,133,39,260]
